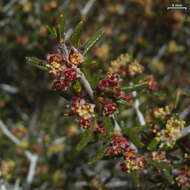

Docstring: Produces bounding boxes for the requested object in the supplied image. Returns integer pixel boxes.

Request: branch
[77,68,94,100]
[0,120,20,145]
[132,91,146,126]
[110,115,121,131]
[80,0,96,16]
[14,179,20,190]
[177,125,190,140]
[25,152,38,184]
[0,120,38,185]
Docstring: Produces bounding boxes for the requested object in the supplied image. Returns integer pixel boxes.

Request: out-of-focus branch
[0,120,38,186]
[25,152,38,184]
[14,179,20,190]
[65,0,96,40]
[180,105,190,120]
[177,125,190,140]
[80,0,96,16]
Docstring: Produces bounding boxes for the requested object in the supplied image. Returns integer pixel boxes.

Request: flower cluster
[98,72,121,89]
[106,132,129,157]
[109,53,131,76]
[121,148,146,173]
[93,120,106,134]
[103,101,117,116]
[70,97,95,129]
[142,76,157,91]
[46,47,84,90]
[152,151,169,163]
[128,60,144,76]
[1,160,16,180]
[153,106,171,120]
[155,117,186,148]
[176,166,190,187]
[98,72,133,102]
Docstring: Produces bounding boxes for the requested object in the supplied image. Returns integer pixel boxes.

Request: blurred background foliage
[0,0,190,189]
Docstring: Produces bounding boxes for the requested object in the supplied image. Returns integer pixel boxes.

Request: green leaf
[131,171,140,187]
[83,30,105,56]
[46,25,58,39]
[163,170,174,184]
[148,159,171,170]
[122,127,146,148]
[58,14,65,41]
[122,82,148,92]
[72,80,82,93]
[88,147,106,164]
[147,139,159,151]
[70,20,85,47]
[103,117,114,136]
[174,89,181,110]
[76,130,92,151]
[26,57,49,71]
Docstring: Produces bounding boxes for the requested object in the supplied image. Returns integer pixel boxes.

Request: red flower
[46,53,67,75]
[94,120,106,134]
[68,48,84,66]
[79,118,91,129]
[143,76,157,91]
[98,73,121,89]
[52,68,78,91]
[103,101,117,116]
[106,135,129,157]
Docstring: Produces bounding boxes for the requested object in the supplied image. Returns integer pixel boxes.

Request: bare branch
[80,0,96,16]
[132,91,146,126]
[0,120,38,185]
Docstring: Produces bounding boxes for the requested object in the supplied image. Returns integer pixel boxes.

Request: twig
[177,125,190,140]
[25,152,38,184]
[14,179,20,190]
[152,44,167,62]
[179,105,190,120]
[0,120,38,185]
[110,115,121,131]
[65,0,96,40]
[80,0,96,16]
[77,68,94,100]
[132,91,146,126]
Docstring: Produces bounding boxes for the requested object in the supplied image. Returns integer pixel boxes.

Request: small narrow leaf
[83,30,105,56]
[147,139,159,151]
[76,130,92,151]
[131,171,140,187]
[122,82,148,92]
[88,148,106,164]
[163,170,174,184]
[148,159,171,169]
[26,57,48,71]
[70,20,85,47]
[103,117,114,136]
[46,25,58,39]
[122,127,145,148]
[58,14,65,41]
[174,89,181,110]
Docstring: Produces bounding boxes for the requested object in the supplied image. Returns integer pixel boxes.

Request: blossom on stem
[94,120,106,134]
[103,101,117,116]
[155,117,186,148]
[106,132,129,157]
[176,166,190,187]
[68,48,84,67]
[98,73,121,89]
[70,97,95,129]
[52,68,79,91]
